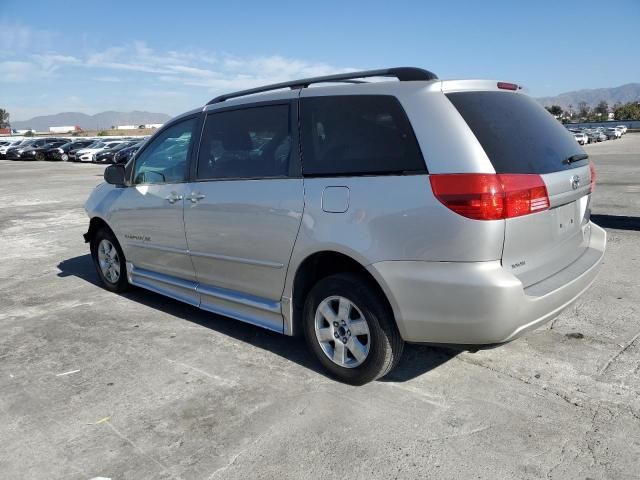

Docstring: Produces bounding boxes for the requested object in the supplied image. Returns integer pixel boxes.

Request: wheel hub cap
[314,296,371,368]
[97,239,120,284]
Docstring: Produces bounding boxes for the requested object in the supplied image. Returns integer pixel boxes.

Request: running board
[127,264,283,333]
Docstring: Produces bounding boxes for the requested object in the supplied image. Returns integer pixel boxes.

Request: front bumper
[368,222,606,344]
[94,156,113,164]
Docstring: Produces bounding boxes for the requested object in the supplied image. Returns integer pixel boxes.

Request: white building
[49,126,79,134]
[145,123,163,129]
[116,125,137,130]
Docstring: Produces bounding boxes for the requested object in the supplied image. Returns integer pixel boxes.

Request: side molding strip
[125,241,283,269]
[189,250,284,269]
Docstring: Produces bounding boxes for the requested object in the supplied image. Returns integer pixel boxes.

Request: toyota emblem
[571,175,581,190]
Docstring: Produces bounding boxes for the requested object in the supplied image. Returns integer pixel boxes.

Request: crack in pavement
[598,329,640,374]
[454,355,586,410]
[104,421,183,480]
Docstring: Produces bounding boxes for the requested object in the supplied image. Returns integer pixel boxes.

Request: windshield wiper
[563,153,589,165]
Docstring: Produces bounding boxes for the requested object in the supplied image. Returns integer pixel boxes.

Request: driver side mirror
[104,163,127,186]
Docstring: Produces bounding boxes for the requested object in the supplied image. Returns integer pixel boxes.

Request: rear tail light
[589,161,596,191]
[429,174,550,220]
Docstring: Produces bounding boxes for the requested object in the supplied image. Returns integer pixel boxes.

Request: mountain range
[10,83,640,130]
[11,111,172,131]
[535,83,640,110]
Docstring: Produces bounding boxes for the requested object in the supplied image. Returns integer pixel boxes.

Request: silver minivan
[84,68,606,384]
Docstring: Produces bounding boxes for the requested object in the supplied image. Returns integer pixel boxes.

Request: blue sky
[1,0,638,121]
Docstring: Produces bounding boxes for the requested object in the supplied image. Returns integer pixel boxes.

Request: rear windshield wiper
[563,153,589,165]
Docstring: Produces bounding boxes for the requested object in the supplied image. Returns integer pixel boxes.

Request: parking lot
[0,135,639,479]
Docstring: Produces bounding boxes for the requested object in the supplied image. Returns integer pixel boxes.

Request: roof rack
[206,67,438,105]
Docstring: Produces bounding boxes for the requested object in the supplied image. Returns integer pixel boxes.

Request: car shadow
[591,214,640,232]
[57,254,458,383]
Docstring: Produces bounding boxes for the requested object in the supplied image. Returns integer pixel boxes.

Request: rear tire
[90,227,129,293]
[303,273,404,385]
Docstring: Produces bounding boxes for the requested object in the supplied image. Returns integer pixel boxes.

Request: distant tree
[0,108,9,128]
[546,105,563,117]
[97,130,108,136]
[24,130,34,137]
[614,102,640,120]
[594,100,609,116]
[578,101,590,118]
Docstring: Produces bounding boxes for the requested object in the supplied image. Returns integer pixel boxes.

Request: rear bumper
[368,222,606,344]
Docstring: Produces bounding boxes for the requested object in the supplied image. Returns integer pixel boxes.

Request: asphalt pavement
[0,135,639,479]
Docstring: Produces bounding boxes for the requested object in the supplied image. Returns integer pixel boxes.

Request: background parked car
[49,140,96,161]
[93,141,140,164]
[573,132,588,145]
[113,141,144,164]
[24,140,69,161]
[605,127,621,140]
[76,140,126,162]
[587,130,607,142]
[68,140,103,161]
[5,138,66,160]
[0,140,25,159]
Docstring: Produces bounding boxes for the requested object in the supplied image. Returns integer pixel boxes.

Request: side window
[133,118,196,184]
[197,104,291,180]
[300,95,425,176]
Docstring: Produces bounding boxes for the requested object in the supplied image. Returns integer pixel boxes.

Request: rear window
[446,92,587,174]
[300,95,425,176]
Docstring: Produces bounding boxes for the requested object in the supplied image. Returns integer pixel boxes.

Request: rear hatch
[446,90,593,288]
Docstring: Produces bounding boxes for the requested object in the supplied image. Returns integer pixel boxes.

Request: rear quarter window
[300,95,425,176]
[446,91,587,174]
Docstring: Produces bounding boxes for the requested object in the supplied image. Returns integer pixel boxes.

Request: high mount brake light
[497,82,519,91]
[429,174,550,221]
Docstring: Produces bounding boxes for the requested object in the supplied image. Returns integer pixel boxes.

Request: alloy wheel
[314,296,371,368]
[97,239,121,283]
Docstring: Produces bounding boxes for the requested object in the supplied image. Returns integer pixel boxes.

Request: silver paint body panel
[367,224,605,344]
[183,178,304,329]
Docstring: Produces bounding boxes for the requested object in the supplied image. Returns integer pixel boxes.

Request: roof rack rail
[206,67,438,105]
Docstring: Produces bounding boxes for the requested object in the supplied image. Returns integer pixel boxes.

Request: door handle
[165,192,183,204]
[188,192,206,203]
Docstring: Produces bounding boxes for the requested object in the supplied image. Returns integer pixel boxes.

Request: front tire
[90,227,129,293]
[303,273,403,385]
